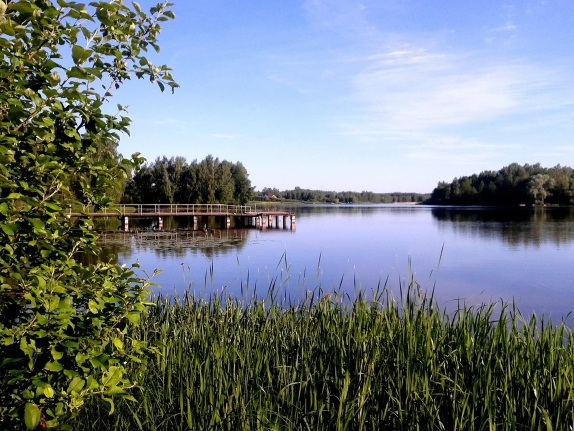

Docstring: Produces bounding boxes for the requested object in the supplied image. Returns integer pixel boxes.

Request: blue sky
[116,0,574,193]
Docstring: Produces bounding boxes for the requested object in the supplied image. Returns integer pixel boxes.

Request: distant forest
[119,155,430,205]
[122,155,253,205]
[257,187,430,204]
[427,163,574,206]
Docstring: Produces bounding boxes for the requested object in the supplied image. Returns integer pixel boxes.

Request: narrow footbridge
[70,204,295,231]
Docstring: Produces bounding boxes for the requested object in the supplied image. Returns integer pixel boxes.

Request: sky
[115,0,574,193]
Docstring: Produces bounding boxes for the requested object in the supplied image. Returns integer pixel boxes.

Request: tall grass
[75,281,574,430]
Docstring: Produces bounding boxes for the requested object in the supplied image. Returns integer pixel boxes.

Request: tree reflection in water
[431,207,574,248]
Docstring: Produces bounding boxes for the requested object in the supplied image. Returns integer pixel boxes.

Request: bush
[0,1,177,429]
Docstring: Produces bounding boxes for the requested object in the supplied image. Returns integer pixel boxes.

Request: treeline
[258,187,429,204]
[122,155,253,204]
[428,163,574,206]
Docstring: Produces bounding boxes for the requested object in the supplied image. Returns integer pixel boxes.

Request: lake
[98,205,574,319]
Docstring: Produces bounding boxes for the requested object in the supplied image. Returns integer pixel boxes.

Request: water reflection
[93,217,122,231]
[293,204,421,218]
[79,244,121,265]
[431,207,574,248]
[89,205,574,318]
[98,229,251,259]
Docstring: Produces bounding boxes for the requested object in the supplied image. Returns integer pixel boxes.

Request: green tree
[528,173,554,206]
[175,159,199,203]
[0,1,177,429]
[196,155,217,203]
[215,160,235,204]
[230,161,252,205]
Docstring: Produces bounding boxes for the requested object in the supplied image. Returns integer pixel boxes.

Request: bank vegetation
[75,285,574,431]
[428,163,574,206]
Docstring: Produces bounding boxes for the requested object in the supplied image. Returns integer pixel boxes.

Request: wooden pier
[69,204,296,232]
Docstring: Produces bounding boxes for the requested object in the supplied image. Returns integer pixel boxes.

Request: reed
[75,281,574,430]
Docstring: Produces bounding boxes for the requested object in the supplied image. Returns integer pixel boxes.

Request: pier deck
[68,204,295,231]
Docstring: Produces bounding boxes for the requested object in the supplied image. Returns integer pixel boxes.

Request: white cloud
[294,0,574,177]
[343,46,571,138]
[353,52,513,131]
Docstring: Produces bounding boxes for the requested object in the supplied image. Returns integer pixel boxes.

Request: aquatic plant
[75,279,574,430]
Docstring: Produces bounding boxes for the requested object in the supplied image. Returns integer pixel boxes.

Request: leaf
[83,67,102,78]
[122,394,137,402]
[24,403,41,430]
[51,346,63,361]
[30,218,45,231]
[67,377,86,393]
[43,386,55,398]
[126,311,140,325]
[45,361,63,372]
[102,366,123,388]
[67,66,89,80]
[103,397,115,415]
[86,375,99,390]
[88,300,99,314]
[71,45,93,64]
[44,202,62,212]
[0,20,15,36]
[104,385,125,395]
[1,224,15,236]
[8,2,34,13]
[90,354,109,369]
[80,26,91,40]
[112,338,124,350]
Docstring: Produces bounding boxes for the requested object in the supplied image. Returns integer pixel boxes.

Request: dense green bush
[0,1,176,429]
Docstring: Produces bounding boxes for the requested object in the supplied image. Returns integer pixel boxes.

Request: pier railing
[114,204,257,215]
[72,203,296,231]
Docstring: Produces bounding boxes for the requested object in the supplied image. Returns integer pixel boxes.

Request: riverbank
[75,286,574,430]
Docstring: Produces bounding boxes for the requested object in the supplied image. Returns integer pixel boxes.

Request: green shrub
[0,1,176,429]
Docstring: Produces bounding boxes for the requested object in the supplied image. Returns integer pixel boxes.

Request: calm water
[99,205,574,318]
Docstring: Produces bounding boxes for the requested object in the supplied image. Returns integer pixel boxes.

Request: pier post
[283,216,287,229]
[262,215,267,229]
[158,216,163,230]
[123,216,129,232]
[255,216,260,228]
[275,215,279,229]
[291,214,296,231]
[193,216,198,230]
[226,216,231,228]
[268,215,273,227]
